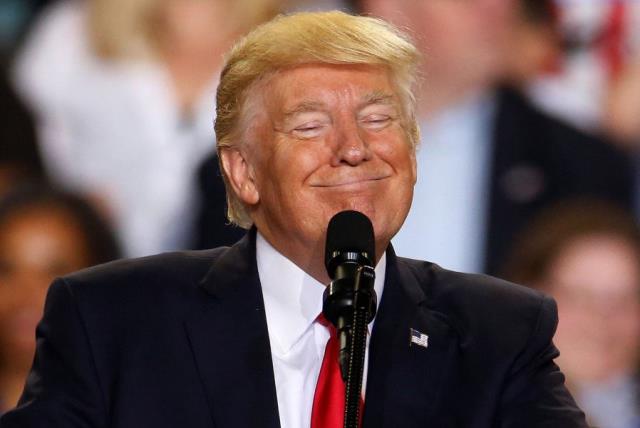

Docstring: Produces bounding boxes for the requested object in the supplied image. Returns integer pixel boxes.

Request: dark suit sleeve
[0,279,107,428]
[496,296,588,427]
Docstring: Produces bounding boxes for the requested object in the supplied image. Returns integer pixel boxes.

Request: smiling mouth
[310,176,390,188]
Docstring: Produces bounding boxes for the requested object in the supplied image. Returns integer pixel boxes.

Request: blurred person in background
[192,152,246,250]
[0,70,44,198]
[500,0,562,88]
[604,56,640,148]
[358,0,633,275]
[503,199,640,428]
[0,185,120,414]
[602,54,640,221]
[11,0,282,257]
[528,0,640,134]
[513,0,640,238]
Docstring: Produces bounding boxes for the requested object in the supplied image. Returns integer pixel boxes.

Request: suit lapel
[183,235,460,427]
[364,248,461,427]
[184,231,281,428]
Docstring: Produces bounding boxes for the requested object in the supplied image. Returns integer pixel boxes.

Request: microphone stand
[342,265,376,428]
[323,259,377,428]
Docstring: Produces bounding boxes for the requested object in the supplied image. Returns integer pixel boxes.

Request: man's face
[228,64,416,269]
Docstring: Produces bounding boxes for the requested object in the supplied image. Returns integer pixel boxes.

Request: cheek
[380,145,416,181]
[254,146,322,222]
[272,142,328,188]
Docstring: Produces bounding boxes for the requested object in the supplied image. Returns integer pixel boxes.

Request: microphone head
[325,210,375,278]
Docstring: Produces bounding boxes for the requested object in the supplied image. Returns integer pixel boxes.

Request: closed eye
[360,115,393,130]
[292,122,327,138]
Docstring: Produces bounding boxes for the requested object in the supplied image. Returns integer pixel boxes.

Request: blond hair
[88,0,281,59]
[216,11,421,228]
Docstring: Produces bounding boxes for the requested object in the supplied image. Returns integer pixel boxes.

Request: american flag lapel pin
[410,328,429,349]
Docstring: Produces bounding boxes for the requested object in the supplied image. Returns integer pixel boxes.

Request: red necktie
[311,316,345,428]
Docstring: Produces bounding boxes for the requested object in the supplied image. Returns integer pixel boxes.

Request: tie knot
[316,313,337,336]
[316,313,329,326]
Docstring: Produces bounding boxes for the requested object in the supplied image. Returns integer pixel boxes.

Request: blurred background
[0,0,639,426]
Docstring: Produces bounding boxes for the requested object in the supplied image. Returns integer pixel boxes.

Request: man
[0,11,586,427]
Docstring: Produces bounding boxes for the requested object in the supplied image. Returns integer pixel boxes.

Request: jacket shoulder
[399,256,545,305]
[61,248,227,296]
[397,257,556,349]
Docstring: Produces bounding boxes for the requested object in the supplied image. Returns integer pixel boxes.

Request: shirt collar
[257,232,386,354]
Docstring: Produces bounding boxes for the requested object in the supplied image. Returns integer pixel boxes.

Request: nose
[331,119,372,167]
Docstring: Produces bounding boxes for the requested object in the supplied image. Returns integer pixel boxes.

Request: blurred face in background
[364,0,514,89]
[501,2,561,85]
[543,234,640,384]
[157,0,231,50]
[155,0,277,53]
[418,0,512,79]
[0,206,90,367]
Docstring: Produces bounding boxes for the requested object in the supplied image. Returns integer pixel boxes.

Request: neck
[255,229,389,286]
[263,233,330,285]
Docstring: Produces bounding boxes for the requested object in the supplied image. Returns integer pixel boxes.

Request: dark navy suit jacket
[485,87,633,274]
[0,232,587,427]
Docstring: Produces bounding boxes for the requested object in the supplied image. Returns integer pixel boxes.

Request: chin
[310,194,407,234]
[332,196,377,216]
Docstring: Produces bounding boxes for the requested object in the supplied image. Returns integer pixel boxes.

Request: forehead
[259,63,399,110]
[552,235,640,294]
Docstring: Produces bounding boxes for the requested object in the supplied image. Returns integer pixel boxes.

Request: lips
[310,175,390,188]
[308,166,393,188]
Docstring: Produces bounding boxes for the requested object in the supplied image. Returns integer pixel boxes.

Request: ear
[219,148,260,206]
[410,148,417,185]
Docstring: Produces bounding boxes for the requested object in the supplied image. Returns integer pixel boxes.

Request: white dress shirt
[256,233,386,428]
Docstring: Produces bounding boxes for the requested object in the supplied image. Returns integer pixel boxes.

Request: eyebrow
[283,101,328,118]
[359,91,397,108]
[281,91,398,119]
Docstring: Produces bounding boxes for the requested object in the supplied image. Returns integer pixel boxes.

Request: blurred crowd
[1,0,639,426]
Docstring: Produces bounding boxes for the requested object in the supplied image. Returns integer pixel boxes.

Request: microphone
[322,210,377,380]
